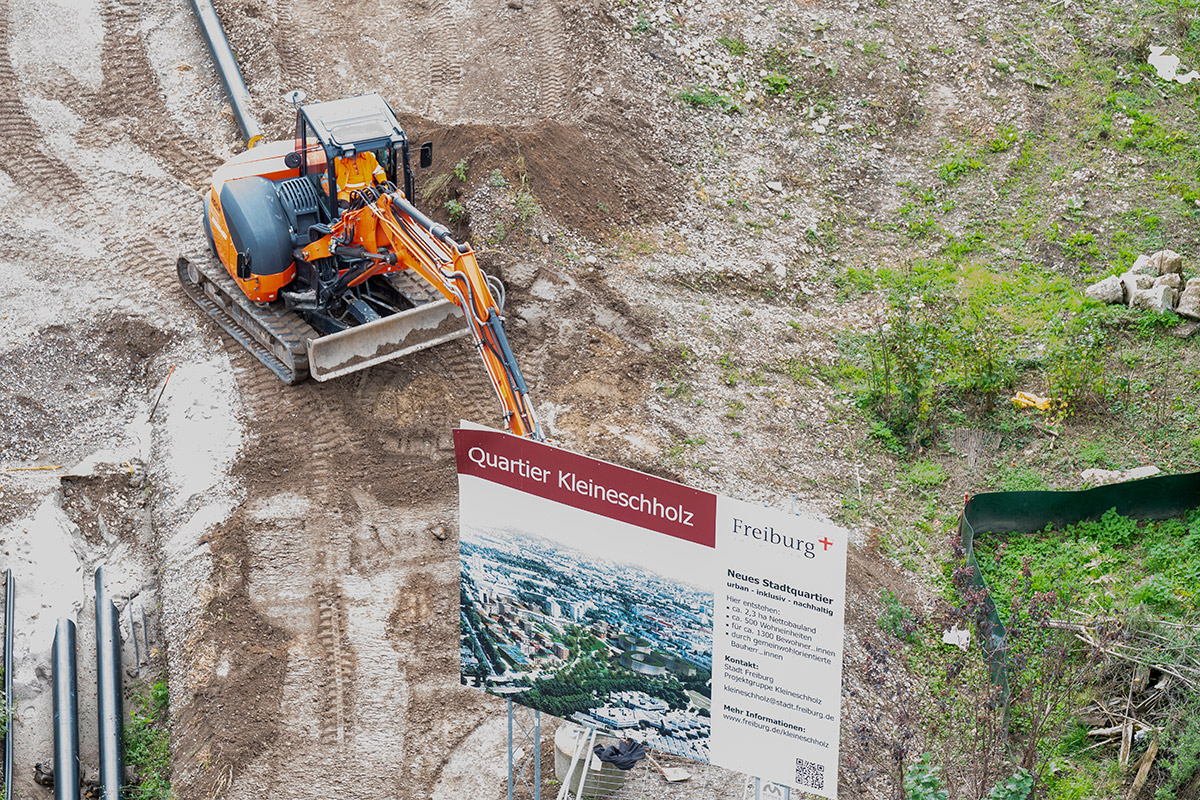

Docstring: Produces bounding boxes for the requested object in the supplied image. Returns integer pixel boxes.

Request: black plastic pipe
[95,569,124,800]
[3,569,13,800]
[188,0,263,148]
[51,619,80,800]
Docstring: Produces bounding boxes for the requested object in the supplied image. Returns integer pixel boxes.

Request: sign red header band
[454,428,717,547]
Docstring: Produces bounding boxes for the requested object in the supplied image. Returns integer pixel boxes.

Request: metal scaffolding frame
[507,698,541,800]
[747,777,794,800]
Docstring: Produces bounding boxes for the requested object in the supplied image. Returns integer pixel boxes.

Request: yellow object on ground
[1012,391,1052,411]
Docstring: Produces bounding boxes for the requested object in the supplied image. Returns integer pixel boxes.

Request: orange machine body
[194,93,543,439]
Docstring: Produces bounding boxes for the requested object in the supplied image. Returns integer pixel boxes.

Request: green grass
[976,508,1200,618]
[717,35,748,56]
[676,88,739,113]
[938,153,984,184]
[994,466,1049,492]
[125,680,172,800]
[902,461,948,488]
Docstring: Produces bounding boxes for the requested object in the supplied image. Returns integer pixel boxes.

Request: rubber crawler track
[176,254,313,383]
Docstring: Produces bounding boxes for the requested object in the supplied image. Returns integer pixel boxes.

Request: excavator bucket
[307,298,468,381]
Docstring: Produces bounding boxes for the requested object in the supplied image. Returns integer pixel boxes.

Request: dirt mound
[403,115,677,235]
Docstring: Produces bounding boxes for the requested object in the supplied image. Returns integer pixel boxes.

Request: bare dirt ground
[5,0,1198,797]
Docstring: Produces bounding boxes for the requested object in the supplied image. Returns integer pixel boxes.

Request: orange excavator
[180,3,542,440]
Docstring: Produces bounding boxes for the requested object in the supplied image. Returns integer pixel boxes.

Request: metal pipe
[129,602,140,677]
[188,0,263,148]
[3,569,13,800]
[51,619,80,800]
[95,569,125,800]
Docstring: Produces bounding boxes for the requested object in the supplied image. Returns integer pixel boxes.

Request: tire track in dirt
[98,0,220,188]
[315,586,354,747]
[0,5,82,197]
[425,0,464,118]
[274,0,318,104]
[0,0,199,309]
[528,0,568,113]
[219,318,500,763]
[225,348,365,752]
[357,335,497,459]
[0,0,183,328]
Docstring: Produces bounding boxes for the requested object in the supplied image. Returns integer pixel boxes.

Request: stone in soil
[1177,282,1200,320]
[1084,274,1123,304]
[1150,249,1184,275]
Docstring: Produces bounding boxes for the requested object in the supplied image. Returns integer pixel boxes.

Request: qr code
[795,758,825,790]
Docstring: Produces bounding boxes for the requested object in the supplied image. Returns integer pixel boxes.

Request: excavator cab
[291,94,418,221]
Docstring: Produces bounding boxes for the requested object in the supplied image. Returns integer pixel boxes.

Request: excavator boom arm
[322,192,543,440]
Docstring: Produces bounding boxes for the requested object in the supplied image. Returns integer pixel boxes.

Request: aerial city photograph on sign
[460,523,716,764]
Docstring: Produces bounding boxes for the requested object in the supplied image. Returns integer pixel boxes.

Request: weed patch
[677,88,740,113]
[125,680,172,800]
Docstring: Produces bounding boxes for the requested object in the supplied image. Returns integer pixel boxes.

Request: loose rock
[1154,273,1182,305]
[1121,272,1155,302]
[1129,285,1173,313]
[1177,282,1200,320]
[1084,275,1123,304]
[1130,254,1154,274]
[1155,273,1183,291]
[1150,249,1183,275]
[1082,465,1161,486]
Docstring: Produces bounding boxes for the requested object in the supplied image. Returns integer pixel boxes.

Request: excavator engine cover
[220,176,294,278]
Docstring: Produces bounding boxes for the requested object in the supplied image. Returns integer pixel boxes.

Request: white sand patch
[8,0,104,91]
[155,355,244,504]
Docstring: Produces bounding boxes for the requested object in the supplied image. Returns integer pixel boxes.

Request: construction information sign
[454,426,847,798]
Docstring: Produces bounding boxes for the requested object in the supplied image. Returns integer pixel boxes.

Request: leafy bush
[985,769,1034,800]
[1044,312,1107,420]
[904,754,949,800]
[762,72,792,94]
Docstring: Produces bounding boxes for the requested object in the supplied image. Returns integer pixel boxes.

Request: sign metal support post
[506,697,541,800]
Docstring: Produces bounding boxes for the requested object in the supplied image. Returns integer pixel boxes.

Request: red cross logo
[819,537,833,551]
